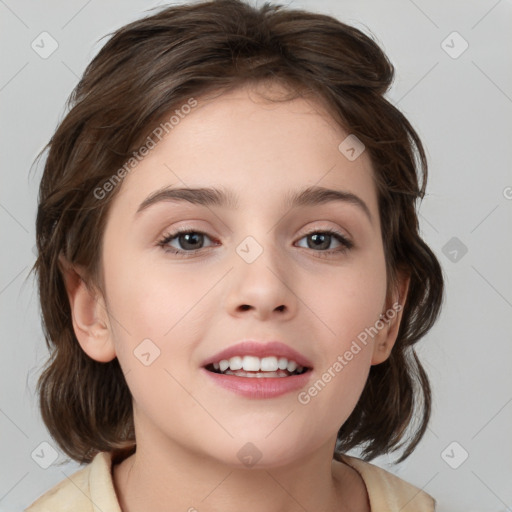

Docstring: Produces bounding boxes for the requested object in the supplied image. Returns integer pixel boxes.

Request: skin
[63,82,409,512]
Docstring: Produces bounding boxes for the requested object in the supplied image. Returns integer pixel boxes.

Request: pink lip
[200,367,312,399]
[200,340,313,369]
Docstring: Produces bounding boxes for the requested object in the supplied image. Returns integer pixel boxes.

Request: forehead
[111,83,378,218]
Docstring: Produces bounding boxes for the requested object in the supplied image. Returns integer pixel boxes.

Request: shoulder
[25,452,121,512]
[338,454,436,512]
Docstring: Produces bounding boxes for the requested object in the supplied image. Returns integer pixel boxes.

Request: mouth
[203,355,312,378]
[201,342,314,398]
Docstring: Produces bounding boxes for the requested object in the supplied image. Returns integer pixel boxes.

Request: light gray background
[1,0,511,511]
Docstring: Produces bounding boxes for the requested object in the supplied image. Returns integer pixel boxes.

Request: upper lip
[201,341,313,369]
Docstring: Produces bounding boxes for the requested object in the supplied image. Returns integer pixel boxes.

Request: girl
[28,0,444,510]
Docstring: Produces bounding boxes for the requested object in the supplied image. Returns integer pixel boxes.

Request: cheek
[307,248,388,352]
[102,254,206,418]
[104,249,208,340]
[297,248,386,414]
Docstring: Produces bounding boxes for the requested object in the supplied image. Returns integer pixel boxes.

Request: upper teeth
[213,356,302,373]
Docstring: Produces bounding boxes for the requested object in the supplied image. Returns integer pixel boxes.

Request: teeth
[260,356,278,372]
[228,356,243,370]
[242,356,261,372]
[287,360,298,372]
[224,369,291,378]
[214,355,304,374]
[277,357,288,370]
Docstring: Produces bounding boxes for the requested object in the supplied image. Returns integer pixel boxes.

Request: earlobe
[371,338,393,366]
[370,272,410,366]
[59,254,116,363]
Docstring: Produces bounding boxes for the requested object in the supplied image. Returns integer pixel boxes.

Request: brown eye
[158,230,216,254]
[307,232,332,250]
[174,232,205,250]
[295,229,353,257]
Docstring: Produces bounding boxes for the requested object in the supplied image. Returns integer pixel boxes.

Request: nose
[224,244,297,321]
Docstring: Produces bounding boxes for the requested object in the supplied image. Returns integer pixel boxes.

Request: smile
[205,355,309,377]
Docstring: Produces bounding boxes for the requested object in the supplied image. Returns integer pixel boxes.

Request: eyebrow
[135,185,373,223]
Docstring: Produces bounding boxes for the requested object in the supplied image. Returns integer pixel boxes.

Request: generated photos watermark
[93,97,198,200]
[297,302,402,405]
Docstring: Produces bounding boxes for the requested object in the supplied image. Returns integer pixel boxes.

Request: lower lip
[200,367,313,399]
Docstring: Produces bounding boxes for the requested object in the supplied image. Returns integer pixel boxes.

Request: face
[87,83,397,468]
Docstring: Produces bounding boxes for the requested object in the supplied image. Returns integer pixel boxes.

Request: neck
[112,434,364,512]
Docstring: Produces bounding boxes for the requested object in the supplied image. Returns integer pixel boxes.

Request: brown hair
[31,0,444,465]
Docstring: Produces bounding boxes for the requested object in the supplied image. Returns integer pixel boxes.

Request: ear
[59,253,116,363]
[371,270,410,366]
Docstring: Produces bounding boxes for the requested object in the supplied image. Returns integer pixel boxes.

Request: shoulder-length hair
[32,0,444,465]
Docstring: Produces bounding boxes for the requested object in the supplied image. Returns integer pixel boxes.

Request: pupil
[180,232,202,250]
[309,233,329,250]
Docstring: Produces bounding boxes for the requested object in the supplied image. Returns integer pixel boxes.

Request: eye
[157,227,353,258]
[157,228,217,256]
[295,229,353,257]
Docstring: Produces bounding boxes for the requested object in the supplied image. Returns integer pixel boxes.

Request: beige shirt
[25,451,436,511]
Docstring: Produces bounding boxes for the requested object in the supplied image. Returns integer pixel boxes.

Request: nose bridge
[231,206,283,269]
[225,227,296,318]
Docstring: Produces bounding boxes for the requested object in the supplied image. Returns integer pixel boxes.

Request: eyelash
[157,227,354,259]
